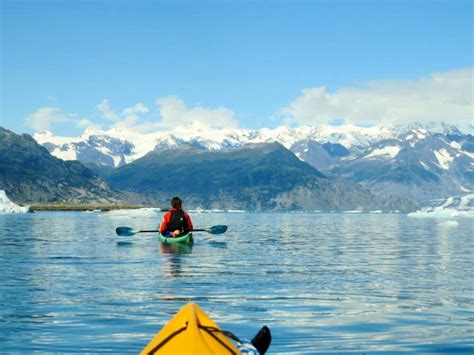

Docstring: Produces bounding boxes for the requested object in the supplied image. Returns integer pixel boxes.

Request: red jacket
[160,208,193,234]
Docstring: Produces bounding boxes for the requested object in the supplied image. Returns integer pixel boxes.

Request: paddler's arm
[184,211,193,231]
[160,212,171,234]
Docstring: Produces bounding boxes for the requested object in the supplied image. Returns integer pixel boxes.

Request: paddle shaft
[137,229,207,233]
[116,225,227,236]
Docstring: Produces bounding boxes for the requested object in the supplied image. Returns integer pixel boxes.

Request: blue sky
[1,0,472,135]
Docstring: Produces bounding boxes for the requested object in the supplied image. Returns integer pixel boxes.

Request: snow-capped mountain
[32,122,473,206]
[35,122,392,167]
[290,140,350,171]
[35,128,135,167]
[0,127,120,204]
[324,128,474,204]
[33,121,472,168]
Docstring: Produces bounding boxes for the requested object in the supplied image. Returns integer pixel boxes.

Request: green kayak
[159,232,193,245]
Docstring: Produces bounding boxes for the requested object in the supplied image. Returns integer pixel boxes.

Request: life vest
[167,210,189,234]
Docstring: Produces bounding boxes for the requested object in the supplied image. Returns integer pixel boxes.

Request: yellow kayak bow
[141,302,241,354]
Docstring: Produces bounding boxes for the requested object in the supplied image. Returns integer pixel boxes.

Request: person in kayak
[160,196,193,237]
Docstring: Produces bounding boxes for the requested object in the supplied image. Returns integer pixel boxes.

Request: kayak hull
[158,232,193,245]
[141,302,239,354]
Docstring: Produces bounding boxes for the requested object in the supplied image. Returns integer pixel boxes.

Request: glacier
[30,122,406,167]
[33,121,473,168]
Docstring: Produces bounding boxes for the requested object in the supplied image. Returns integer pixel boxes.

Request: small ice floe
[0,190,30,213]
[100,208,162,218]
[438,220,459,227]
[408,208,473,218]
[189,207,205,213]
[189,208,227,213]
[226,209,246,213]
[408,194,474,218]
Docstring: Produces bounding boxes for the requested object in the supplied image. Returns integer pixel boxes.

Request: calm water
[0,211,473,353]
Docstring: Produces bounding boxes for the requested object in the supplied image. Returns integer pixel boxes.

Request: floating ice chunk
[408,208,474,218]
[408,193,474,218]
[0,190,30,213]
[438,220,459,227]
[84,209,102,213]
[100,208,163,218]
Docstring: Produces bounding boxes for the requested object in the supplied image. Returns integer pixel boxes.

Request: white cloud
[281,69,474,127]
[110,96,238,132]
[76,119,101,129]
[26,107,68,131]
[155,96,238,129]
[122,102,149,116]
[97,99,119,121]
[26,107,96,132]
[120,102,149,126]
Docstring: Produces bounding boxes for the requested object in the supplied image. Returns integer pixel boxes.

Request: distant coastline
[29,204,156,212]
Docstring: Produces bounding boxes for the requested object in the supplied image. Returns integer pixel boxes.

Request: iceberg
[408,193,474,218]
[100,208,163,218]
[0,190,30,213]
[438,220,459,227]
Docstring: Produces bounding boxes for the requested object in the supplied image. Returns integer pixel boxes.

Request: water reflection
[159,243,192,277]
[1,212,473,353]
[207,240,228,249]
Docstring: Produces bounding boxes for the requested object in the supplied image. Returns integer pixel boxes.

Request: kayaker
[160,196,193,237]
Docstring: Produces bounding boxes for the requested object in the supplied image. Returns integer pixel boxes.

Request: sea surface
[0,211,473,353]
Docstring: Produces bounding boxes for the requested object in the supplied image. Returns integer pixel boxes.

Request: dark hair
[171,196,182,209]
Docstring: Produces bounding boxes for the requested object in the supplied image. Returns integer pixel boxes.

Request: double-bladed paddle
[116,225,228,237]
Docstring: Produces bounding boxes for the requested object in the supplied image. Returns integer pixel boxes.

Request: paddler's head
[171,196,182,210]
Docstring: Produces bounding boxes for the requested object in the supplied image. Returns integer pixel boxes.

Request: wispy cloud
[97,99,120,121]
[27,69,472,135]
[77,119,100,129]
[281,69,474,127]
[26,107,97,132]
[120,103,149,126]
[155,96,238,129]
[28,96,237,134]
[96,99,150,130]
[26,107,68,131]
[107,96,238,132]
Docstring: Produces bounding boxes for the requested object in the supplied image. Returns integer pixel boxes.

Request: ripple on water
[0,212,473,353]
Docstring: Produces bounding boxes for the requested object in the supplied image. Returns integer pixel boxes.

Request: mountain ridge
[107,142,415,212]
[3,123,472,208]
[0,127,121,204]
[33,122,474,168]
